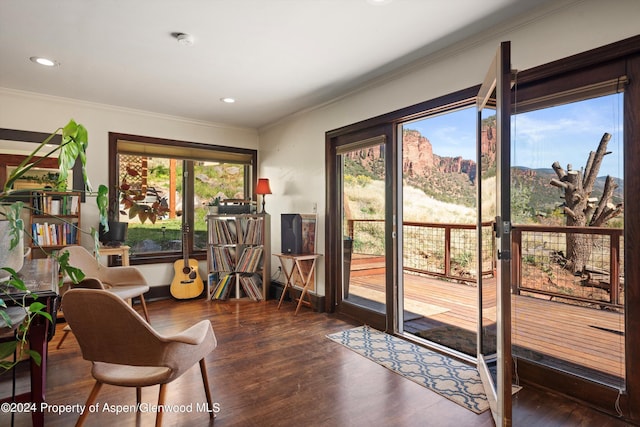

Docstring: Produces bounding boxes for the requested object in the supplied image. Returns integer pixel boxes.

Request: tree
[549,132,623,273]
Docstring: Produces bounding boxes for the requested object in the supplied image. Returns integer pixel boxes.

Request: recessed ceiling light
[30,56,58,67]
[220,97,236,104]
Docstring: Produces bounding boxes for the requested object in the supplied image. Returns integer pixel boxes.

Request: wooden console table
[275,253,322,315]
[0,258,59,427]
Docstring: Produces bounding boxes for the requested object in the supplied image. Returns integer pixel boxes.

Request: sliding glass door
[326,35,640,423]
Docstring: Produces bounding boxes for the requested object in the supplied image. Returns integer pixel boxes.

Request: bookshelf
[206,213,270,301]
[29,190,82,258]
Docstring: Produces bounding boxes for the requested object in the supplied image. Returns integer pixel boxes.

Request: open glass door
[476,41,512,425]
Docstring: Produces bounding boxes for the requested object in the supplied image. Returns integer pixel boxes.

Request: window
[109,133,257,262]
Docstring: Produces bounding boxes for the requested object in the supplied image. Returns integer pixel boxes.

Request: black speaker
[281,214,302,254]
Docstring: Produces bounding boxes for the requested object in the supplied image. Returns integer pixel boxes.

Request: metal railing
[347,219,624,308]
[346,219,494,283]
[512,224,623,308]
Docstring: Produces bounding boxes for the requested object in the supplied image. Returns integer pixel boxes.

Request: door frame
[325,124,395,331]
[476,41,513,426]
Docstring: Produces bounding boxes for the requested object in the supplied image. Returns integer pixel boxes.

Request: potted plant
[1,119,90,372]
[97,167,170,247]
[117,170,169,224]
[0,119,171,372]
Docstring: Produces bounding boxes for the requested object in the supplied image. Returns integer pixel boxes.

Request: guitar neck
[183,225,190,267]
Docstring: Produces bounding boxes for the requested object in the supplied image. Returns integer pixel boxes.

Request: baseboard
[269,281,325,312]
[143,284,173,302]
[143,283,329,312]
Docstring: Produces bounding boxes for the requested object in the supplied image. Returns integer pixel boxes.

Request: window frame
[108,132,258,264]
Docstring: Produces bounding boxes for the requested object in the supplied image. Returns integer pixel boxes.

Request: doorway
[397,107,480,359]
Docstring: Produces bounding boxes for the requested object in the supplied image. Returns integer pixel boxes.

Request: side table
[275,253,322,315]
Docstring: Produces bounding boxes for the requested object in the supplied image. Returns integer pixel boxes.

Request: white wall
[258,0,640,296]
[0,88,258,286]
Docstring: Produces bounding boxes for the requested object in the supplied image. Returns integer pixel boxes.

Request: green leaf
[1,268,27,291]
[96,184,109,229]
[28,302,52,322]
[28,301,46,313]
[5,202,24,250]
[0,341,17,360]
[57,120,90,192]
[0,310,12,328]
[27,349,42,366]
[56,250,86,284]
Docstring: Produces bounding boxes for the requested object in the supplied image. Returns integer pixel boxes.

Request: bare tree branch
[563,206,577,221]
[582,133,612,194]
[591,203,623,227]
[552,161,566,179]
[550,178,568,189]
[590,175,618,225]
[583,151,595,183]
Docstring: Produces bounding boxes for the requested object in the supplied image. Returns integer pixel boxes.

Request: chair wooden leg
[139,295,150,322]
[199,358,214,419]
[136,387,142,406]
[56,328,71,349]
[76,381,103,427]
[156,383,167,427]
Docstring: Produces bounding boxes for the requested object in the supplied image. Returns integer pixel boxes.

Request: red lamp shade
[255,178,272,195]
[255,178,272,213]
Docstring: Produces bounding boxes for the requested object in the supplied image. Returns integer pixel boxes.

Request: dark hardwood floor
[0,297,633,426]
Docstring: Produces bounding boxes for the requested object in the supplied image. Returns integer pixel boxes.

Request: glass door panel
[511,93,625,388]
[340,139,387,314]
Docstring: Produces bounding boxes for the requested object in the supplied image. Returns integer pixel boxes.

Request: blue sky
[404,93,624,178]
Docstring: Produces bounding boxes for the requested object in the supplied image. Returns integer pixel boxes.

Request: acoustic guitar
[170,224,204,299]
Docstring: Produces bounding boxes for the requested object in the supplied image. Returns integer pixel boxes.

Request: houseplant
[96,165,170,246]
[0,119,170,372]
[0,119,90,372]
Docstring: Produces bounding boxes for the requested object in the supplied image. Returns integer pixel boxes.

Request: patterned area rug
[327,325,494,414]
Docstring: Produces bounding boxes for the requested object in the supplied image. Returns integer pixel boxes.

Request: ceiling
[0,0,555,129]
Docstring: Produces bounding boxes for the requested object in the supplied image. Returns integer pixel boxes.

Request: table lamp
[255,178,272,213]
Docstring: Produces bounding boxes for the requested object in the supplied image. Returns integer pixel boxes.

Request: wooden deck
[347,255,625,387]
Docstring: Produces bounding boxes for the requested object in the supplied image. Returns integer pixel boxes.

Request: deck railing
[346,219,495,283]
[347,219,624,308]
[512,224,623,308]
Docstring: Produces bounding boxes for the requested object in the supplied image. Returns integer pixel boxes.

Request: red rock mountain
[344,128,499,184]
